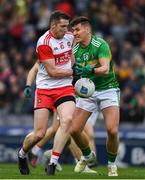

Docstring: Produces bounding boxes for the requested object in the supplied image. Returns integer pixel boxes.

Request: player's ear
[51,20,57,29]
[85,26,89,34]
[86,26,91,34]
[51,22,56,29]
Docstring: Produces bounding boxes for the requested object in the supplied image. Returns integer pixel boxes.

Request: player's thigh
[99,88,120,131]
[102,106,120,132]
[34,108,50,133]
[72,107,92,133]
[73,97,97,132]
[57,101,75,119]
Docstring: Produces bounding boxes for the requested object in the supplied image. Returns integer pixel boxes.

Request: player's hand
[75,65,83,75]
[24,85,32,98]
[75,63,94,76]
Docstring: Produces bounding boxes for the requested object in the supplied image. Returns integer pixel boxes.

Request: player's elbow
[47,69,57,77]
[104,69,109,75]
[48,71,55,77]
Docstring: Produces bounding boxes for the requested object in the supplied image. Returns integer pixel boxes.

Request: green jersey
[73,35,119,91]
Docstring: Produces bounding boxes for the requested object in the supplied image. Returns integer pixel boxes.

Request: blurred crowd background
[0,0,145,125]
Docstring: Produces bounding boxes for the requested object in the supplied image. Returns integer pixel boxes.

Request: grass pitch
[0,163,145,179]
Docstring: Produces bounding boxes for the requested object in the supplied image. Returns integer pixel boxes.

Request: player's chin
[58,33,65,39]
[75,37,81,43]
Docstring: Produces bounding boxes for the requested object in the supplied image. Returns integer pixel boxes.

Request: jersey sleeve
[98,41,112,60]
[37,45,54,62]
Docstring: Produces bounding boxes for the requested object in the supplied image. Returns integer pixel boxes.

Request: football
[74,78,95,98]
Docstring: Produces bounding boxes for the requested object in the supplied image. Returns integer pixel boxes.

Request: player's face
[54,19,69,39]
[72,23,88,43]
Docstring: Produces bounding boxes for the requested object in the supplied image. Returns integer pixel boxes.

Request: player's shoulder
[64,31,74,40]
[64,31,74,45]
[92,35,108,47]
[65,31,74,37]
[72,43,80,54]
[37,30,52,46]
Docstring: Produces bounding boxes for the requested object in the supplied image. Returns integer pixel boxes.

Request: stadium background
[0,0,145,167]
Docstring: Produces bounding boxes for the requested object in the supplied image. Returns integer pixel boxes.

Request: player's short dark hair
[49,11,70,26]
[70,16,91,27]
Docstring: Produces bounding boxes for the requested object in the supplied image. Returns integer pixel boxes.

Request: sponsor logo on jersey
[59,42,64,49]
[55,51,71,65]
[83,53,89,61]
[54,47,59,51]
[67,41,71,47]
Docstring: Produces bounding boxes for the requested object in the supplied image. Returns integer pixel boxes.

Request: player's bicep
[99,58,110,67]
[37,45,54,62]
[98,42,111,72]
[26,63,39,85]
[99,58,110,73]
[33,62,39,74]
[98,42,112,59]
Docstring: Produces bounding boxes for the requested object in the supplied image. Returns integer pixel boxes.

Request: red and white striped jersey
[36,30,74,89]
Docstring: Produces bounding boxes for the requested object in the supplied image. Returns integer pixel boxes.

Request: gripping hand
[75,63,94,76]
[24,85,32,98]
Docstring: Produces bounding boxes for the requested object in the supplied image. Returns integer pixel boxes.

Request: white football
[75,78,95,98]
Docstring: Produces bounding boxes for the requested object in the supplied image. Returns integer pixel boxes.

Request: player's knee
[71,126,82,136]
[107,126,118,137]
[87,133,94,141]
[34,131,45,141]
[61,115,73,131]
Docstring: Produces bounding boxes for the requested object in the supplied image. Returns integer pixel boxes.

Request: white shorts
[87,110,99,126]
[76,88,120,112]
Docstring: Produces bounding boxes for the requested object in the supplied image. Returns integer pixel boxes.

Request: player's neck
[49,29,57,39]
[49,30,61,39]
[80,34,92,48]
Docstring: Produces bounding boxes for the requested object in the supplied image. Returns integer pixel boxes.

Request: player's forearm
[26,63,38,85]
[26,71,36,86]
[94,65,109,75]
[47,68,73,78]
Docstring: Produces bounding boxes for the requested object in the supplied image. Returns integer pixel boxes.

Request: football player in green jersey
[70,16,120,176]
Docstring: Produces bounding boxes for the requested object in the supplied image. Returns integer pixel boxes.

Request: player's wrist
[24,85,32,98]
[25,85,31,88]
[83,65,94,75]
